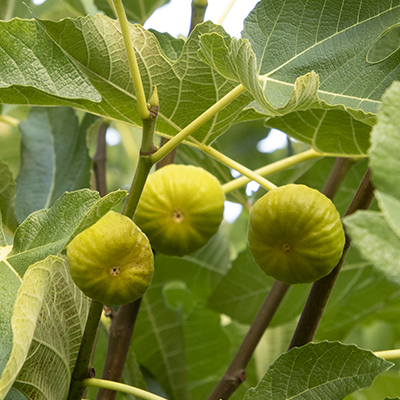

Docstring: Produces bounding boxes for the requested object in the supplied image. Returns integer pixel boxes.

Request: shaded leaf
[244,342,392,400]
[369,81,400,235]
[344,211,400,288]
[15,108,93,222]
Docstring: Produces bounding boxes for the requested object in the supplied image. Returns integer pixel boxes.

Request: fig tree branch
[96,299,142,400]
[288,166,374,350]
[68,300,103,400]
[93,121,109,197]
[207,281,290,400]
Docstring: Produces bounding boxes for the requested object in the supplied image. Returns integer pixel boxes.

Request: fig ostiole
[67,211,154,305]
[134,164,225,257]
[248,184,345,285]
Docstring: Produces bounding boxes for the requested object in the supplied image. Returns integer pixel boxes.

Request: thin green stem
[217,0,236,25]
[112,0,149,120]
[85,378,167,400]
[151,84,247,164]
[122,156,153,219]
[199,144,277,191]
[374,349,400,360]
[0,115,19,127]
[68,301,104,400]
[222,149,323,193]
[190,0,208,33]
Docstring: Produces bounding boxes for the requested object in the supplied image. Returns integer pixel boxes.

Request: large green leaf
[243,342,392,400]
[7,189,126,277]
[197,0,400,155]
[95,0,170,24]
[344,211,400,287]
[0,18,253,145]
[0,256,90,400]
[15,108,93,222]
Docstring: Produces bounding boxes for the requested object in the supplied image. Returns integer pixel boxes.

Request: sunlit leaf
[0,256,90,400]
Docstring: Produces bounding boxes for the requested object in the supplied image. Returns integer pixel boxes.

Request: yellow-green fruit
[67,211,154,305]
[135,164,225,257]
[248,184,345,284]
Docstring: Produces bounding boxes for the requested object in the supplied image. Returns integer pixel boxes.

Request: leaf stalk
[221,149,322,193]
[150,84,247,164]
[85,378,167,400]
[112,0,150,120]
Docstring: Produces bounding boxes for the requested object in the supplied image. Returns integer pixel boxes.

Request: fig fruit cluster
[248,184,345,284]
[135,164,225,257]
[67,211,154,305]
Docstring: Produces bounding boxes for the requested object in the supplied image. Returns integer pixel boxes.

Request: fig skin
[134,164,225,257]
[248,184,345,284]
[67,211,154,305]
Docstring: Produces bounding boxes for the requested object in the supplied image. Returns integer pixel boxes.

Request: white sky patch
[144,0,260,38]
[246,181,260,196]
[257,129,288,153]
[224,201,243,223]
[32,0,46,4]
[106,127,122,146]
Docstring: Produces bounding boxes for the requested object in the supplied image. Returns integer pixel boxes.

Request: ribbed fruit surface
[248,184,345,284]
[67,211,154,304]
[134,164,225,257]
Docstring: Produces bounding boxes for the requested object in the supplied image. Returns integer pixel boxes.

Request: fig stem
[150,84,247,165]
[112,0,149,120]
[221,149,323,193]
[84,378,167,400]
[207,281,290,400]
[216,0,236,25]
[68,300,103,400]
[288,166,374,350]
[196,143,277,191]
[189,0,208,34]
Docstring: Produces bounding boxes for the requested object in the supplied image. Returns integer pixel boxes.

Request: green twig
[221,149,322,193]
[374,349,400,361]
[199,143,277,191]
[189,0,208,34]
[151,84,247,164]
[68,301,104,400]
[85,378,167,400]
[216,0,236,25]
[112,0,149,120]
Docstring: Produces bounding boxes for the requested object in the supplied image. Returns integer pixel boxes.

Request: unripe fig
[134,164,225,257]
[248,184,345,284]
[67,211,154,305]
